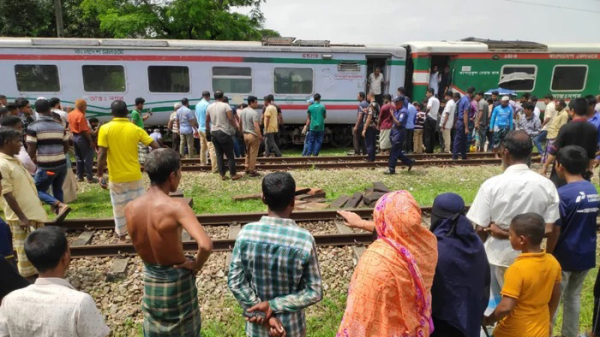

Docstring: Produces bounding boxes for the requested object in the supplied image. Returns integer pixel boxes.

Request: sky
[242,0,600,44]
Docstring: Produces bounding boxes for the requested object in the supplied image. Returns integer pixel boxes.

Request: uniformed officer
[385,96,415,175]
[453,87,474,160]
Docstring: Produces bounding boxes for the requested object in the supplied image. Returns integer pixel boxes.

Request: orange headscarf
[74,99,87,112]
[337,191,438,337]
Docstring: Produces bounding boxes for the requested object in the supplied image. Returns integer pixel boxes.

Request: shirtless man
[125,148,213,337]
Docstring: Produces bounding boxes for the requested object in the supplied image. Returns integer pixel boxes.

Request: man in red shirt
[67,100,96,183]
[377,94,394,155]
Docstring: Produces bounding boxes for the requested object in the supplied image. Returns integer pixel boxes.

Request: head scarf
[430,193,490,337]
[337,191,438,337]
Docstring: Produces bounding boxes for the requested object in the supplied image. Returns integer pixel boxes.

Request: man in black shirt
[541,97,597,187]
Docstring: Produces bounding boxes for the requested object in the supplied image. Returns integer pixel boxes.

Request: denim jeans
[533,130,547,155]
[34,165,68,206]
[364,127,376,161]
[306,130,325,156]
[553,269,590,337]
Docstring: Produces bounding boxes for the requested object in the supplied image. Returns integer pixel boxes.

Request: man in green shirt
[131,97,153,129]
[131,97,153,165]
[303,93,326,156]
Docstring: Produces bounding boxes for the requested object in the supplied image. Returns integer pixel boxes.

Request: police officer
[385,96,415,175]
[453,87,474,160]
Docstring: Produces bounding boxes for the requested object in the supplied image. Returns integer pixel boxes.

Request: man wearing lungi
[125,148,213,337]
[97,100,159,242]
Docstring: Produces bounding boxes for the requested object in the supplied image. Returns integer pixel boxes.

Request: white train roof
[0,37,406,57]
[404,40,600,53]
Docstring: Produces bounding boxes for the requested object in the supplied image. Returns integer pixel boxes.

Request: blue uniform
[388,107,413,172]
[453,96,471,160]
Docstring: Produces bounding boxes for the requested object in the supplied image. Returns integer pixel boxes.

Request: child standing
[547,145,599,337]
[0,127,48,279]
[413,102,426,154]
[483,212,562,337]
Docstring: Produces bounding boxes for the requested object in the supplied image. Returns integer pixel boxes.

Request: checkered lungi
[492,127,510,149]
[543,139,556,164]
[142,263,201,337]
[138,142,150,165]
[109,180,145,236]
[7,220,44,278]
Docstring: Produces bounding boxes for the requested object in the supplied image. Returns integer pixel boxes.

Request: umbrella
[484,87,517,96]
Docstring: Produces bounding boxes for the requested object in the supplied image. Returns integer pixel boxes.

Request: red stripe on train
[0,54,244,62]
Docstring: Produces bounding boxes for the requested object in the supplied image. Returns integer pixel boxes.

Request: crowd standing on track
[0,81,600,337]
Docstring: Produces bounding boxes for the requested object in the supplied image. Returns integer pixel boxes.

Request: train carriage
[404,39,600,104]
[0,37,406,147]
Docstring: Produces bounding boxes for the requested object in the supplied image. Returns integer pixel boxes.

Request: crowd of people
[0,85,599,337]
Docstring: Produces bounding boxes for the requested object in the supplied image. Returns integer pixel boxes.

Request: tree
[80,0,279,40]
[0,0,107,38]
[0,0,55,37]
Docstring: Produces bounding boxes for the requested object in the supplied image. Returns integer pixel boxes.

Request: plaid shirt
[228,216,323,337]
[517,114,541,137]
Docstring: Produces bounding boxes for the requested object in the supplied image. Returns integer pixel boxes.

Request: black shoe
[407,160,414,172]
[384,170,396,175]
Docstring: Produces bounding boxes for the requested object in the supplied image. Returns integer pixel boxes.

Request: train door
[431,55,452,97]
[365,56,389,95]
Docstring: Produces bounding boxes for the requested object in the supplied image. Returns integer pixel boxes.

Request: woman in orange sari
[337,190,438,337]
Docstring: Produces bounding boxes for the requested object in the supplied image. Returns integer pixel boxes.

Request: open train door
[365,55,390,96]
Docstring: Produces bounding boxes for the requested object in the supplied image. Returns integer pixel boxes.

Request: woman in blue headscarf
[430,193,490,337]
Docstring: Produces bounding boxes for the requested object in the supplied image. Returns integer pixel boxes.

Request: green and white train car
[404,40,600,103]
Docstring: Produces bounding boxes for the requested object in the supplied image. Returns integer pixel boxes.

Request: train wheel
[330,127,353,148]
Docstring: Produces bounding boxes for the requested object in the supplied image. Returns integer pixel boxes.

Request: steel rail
[179,158,508,172]
[70,233,375,258]
[179,152,499,165]
[53,208,382,231]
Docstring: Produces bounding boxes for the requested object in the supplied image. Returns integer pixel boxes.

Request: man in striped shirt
[228,172,323,337]
[26,99,71,221]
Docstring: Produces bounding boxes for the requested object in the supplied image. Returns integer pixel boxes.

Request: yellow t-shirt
[97,118,154,183]
[547,109,569,140]
[264,105,279,134]
[494,251,562,337]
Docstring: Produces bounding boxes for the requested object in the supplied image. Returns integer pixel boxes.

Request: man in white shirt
[429,66,440,97]
[425,88,440,153]
[535,94,557,156]
[49,97,68,129]
[0,226,110,337]
[368,67,385,105]
[466,130,559,312]
[439,92,457,153]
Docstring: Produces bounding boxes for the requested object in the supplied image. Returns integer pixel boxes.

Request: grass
[52,146,598,336]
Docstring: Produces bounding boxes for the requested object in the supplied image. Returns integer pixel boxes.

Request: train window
[499,65,536,91]
[14,65,60,92]
[82,65,126,92]
[148,66,190,93]
[551,65,588,91]
[337,62,361,72]
[212,67,252,94]
[274,68,313,94]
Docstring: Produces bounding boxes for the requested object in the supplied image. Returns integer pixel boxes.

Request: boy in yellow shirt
[483,212,562,337]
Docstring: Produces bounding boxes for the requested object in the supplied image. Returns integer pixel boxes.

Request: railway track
[179,152,498,165]
[87,152,509,173]
[61,209,383,258]
[61,206,600,258]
